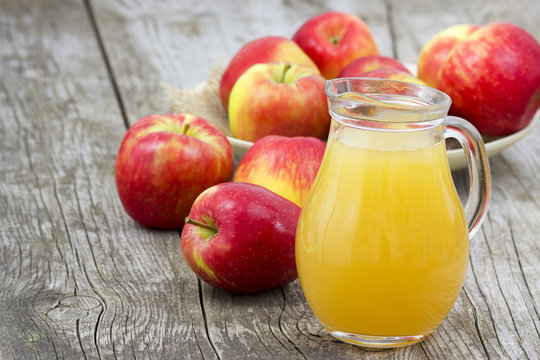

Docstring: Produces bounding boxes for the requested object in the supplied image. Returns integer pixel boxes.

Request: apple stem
[281,63,292,83]
[185,217,217,233]
[330,36,340,45]
[182,123,191,134]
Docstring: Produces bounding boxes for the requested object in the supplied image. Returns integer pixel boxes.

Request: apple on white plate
[228,62,330,142]
[292,11,379,79]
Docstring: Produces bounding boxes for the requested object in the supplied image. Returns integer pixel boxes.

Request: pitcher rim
[325,77,452,123]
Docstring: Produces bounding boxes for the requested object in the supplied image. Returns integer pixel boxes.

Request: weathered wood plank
[91,0,393,126]
[91,1,422,359]
[0,0,213,358]
[467,127,540,359]
[91,0,540,359]
[389,0,540,64]
[1,0,539,359]
[389,1,540,358]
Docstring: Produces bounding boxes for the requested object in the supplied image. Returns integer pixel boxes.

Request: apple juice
[295,124,469,337]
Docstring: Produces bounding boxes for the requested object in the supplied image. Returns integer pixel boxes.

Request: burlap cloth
[161,66,232,136]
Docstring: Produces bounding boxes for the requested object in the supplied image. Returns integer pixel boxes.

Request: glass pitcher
[296,78,491,349]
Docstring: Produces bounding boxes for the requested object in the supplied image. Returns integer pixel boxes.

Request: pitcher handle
[444,116,492,239]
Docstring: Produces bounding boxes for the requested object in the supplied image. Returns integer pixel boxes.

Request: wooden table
[1,1,539,359]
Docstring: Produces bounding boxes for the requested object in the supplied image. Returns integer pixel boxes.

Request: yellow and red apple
[436,22,540,136]
[181,182,300,294]
[219,36,319,111]
[115,114,233,229]
[233,135,326,207]
[338,55,411,78]
[228,62,330,142]
[417,24,480,87]
[292,11,379,79]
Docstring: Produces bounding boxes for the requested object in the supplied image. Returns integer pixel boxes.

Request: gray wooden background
[1,0,539,359]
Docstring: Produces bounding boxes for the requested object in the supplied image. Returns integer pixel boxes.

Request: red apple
[338,55,411,77]
[361,68,427,86]
[292,11,379,79]
[181,182,300,294]
[417,24,480,87]
[437,22,540,136]
[228,62,330,142]
[219,36,319,111]
[115,114,233,229]
[233,135,325,207]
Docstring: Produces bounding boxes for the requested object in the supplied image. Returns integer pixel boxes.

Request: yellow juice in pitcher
[296,126,469,337]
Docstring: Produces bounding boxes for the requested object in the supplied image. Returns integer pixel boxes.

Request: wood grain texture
[1,0,539,359]
[389,0,540,64]
[388,1,540,359]
[90,0,392,125]
[0,0,212,358]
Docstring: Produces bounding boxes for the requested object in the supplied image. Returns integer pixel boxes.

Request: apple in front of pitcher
[437,22,540,136]
[338,55,411,77]
[219,36,319,111]
[233,135,326,207]
[228,62,330,142]
[417,24,480,88]
[181,182,300,294]
[293,11,379,79]
[115,114,233,229]
[361,68,427,86]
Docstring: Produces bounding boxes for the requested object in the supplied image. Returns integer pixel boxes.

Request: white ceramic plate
[446,110,539,170]
[228,109,539,170]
